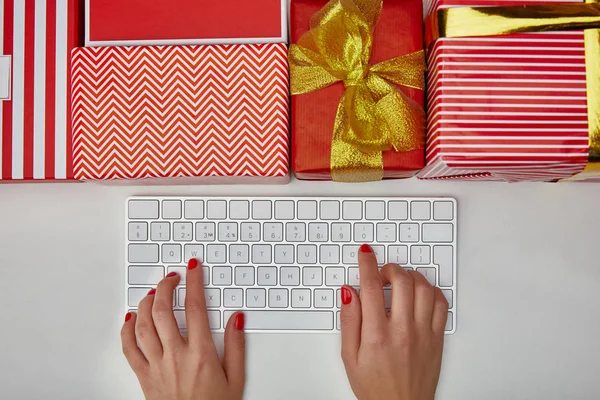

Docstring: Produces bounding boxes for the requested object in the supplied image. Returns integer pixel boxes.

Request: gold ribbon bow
[429,0,600,181]
[289,0,426,182]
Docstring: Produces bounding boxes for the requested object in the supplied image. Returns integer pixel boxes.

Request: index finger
[358,244,387,330]
[185,258,216,347]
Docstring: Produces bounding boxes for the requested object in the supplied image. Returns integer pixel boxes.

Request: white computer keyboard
[126,196,457,334]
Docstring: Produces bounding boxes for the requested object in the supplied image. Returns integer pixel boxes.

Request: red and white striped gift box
[418,0,596,182]
[71,43,290,183]
[0,0,82,181]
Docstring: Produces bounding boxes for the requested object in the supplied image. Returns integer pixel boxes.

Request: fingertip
[341,286,353,305]
[235,312,245,331]
[188,258,199,270]
[125,312,134,323]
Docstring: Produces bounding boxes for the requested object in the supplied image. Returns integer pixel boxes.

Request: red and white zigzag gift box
[1,0,82,181]
[71,43,290,183]
[418,0,600,182]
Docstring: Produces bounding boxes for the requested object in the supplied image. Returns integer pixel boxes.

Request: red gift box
[1,0,83,181]
[71,43,290,183]
[290,0,425,180]
[85,0,288,47]
[418,0,599,182]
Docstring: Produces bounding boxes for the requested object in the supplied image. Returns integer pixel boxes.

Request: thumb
[223,312,246,391]
[340,285,362,366]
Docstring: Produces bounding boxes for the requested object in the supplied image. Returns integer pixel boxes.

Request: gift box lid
[1,0,82,181]
[85,0,288,47]
[71,43,290,183]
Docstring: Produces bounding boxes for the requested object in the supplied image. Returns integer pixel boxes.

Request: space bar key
[224,311,334,331]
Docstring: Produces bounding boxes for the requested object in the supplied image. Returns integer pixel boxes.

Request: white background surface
[1,178,600,400]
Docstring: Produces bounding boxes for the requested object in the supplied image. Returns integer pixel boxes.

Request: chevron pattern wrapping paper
[71,43,290,182]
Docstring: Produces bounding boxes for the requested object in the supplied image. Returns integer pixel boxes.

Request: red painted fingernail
[125,312,132,322]
[342,287,352,305]
[166,272,178,278]
[188,258,199,270]
[359,243,372,253]
[235,312,245,331]
[147,288,156,295]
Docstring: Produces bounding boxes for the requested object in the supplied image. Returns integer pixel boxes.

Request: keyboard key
[365,201,385,220]
[303,267,323,286]
[411,245,431,265]
[229,200,249,220]
[308,223,328,242]
[257,267,277,286]
[434,246,453,287]
[269,288,289,307]
[442,289,453,308]
[388,201,408,220]
[150,222,170,241]
[331,223,351,242]
[275,200,295,220]
[173,222,193,242]
[252,244,272,264]
[417,267,437,285]
[372,245,385,264]
[128,266,164,285]
[297,200,317,220]
[128,287,152,307]
[384,289,392,309]
[342,245,360,264]
[177,288,186,307]
[252,200,272,220]
[196,222,216,242]
[162,244,182,263]
[422,223,453,243]
[207,200,227,220]
[184,244,204,263]
[286,222,306,242]
[229,244,249,264]
[223,310,334,330]
[247,288,267,308]
[162,200,182,219]
[218,222,238,242]
[205,288,221,307]
[184,200,204,219]
[280,267,300,286]
[446,312,453,332]
[241,222,261,241]
[354,223,374,242]
[291,289,311,308]
[399,223,419,242]
[167,266,187,284]
[264,222,284,242]
[128,244,159,263]
[325,267,345,286]
[376,223,396,242]
[434,201,454,221]
[235,266,255,285]
[128,222,148,241]
[411,201,431,220]
[297,244,317,264]
[320,200,340,220]
[320,245,340,264]
[388,245,408,264]
[275,244,295,264]
[336,311,341,330]
[175,310,221,330]
[213,267,233,286]
[342,200,362,220]
[348,267,360,286]
[206,244,227,263]
[224,288,243,308]
[314,289,334,308]
[129,200,159,219]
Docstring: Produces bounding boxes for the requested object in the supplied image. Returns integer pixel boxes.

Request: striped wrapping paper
[418,0,595,182]
[71,43,290,183]
[0,0,81,181]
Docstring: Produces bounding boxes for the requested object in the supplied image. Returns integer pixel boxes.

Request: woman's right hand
[340,244,449,400]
